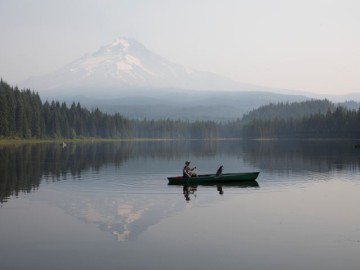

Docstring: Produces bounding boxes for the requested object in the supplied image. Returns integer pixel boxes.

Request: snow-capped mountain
[22,38,245,95]
[21,37,310,121]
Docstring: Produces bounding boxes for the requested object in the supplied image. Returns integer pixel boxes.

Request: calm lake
[1,139,360,270]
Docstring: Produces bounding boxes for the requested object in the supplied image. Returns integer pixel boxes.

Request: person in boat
[183,161,197,178]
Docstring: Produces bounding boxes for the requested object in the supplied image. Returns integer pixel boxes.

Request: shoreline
[1,137,359,145]
[0,137,245,145]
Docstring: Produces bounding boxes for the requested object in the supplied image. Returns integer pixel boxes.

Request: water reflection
[0,140,244,204]
[2,140,360,270]
[55,191,183,241]
[242,139,360,172]
[1,140,360,204]
[183,185,197,202]
[0,142,132,203]
[56,182,260,241]
[182,181,260,202]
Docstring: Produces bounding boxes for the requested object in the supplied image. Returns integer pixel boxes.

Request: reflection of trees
[241,140,360,172]
[0,142,132,204]
[2,139,359,204]
[131,140,224,159]
[0,140,239,204]
[1,144,42,204]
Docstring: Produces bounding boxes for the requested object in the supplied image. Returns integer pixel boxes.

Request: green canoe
[167,172,259,185]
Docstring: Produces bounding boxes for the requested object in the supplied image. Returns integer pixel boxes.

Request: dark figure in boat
[183,161,197,178]
[216,165,223,176]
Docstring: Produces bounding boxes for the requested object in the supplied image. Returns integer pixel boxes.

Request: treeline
[132,119,219,139]
[0,80,227,139]
[241,99,335,123]
[0,79,131,139]
[242,106,360,138]
[2,79,360,140]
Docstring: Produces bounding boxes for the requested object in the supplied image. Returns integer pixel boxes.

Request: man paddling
[183,161,197,178]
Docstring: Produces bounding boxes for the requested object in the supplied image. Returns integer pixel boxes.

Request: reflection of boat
[197,180,259,188]
[181,181,259,202]
[168,172,259,185]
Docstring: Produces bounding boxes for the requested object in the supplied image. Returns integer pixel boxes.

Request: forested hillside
[0,79,131,139]
[242,106,360,138]
[2,79,360,140]
[241,99,335,123]
[0,80,226,139]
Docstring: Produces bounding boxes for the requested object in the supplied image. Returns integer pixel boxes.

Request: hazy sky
[0,0,359,95]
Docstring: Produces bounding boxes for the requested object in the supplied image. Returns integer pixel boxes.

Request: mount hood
[22,38,251,95]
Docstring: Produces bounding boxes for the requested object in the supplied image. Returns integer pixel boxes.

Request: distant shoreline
[0,137,246,145]
[0,138,168,145]
[1,137,360,146]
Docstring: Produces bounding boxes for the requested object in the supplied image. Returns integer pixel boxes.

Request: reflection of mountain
[58,194,182,241]
[52,183,257,241]
[3,139,360,241]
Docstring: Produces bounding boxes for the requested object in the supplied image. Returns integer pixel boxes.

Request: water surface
[1,140,360,270]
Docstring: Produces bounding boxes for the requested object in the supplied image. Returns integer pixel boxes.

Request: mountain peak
[95,37,138,55]
[21,38,242,94]
[111,38,130,48]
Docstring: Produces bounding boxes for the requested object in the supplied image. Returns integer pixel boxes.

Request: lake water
[1,139,360,270]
